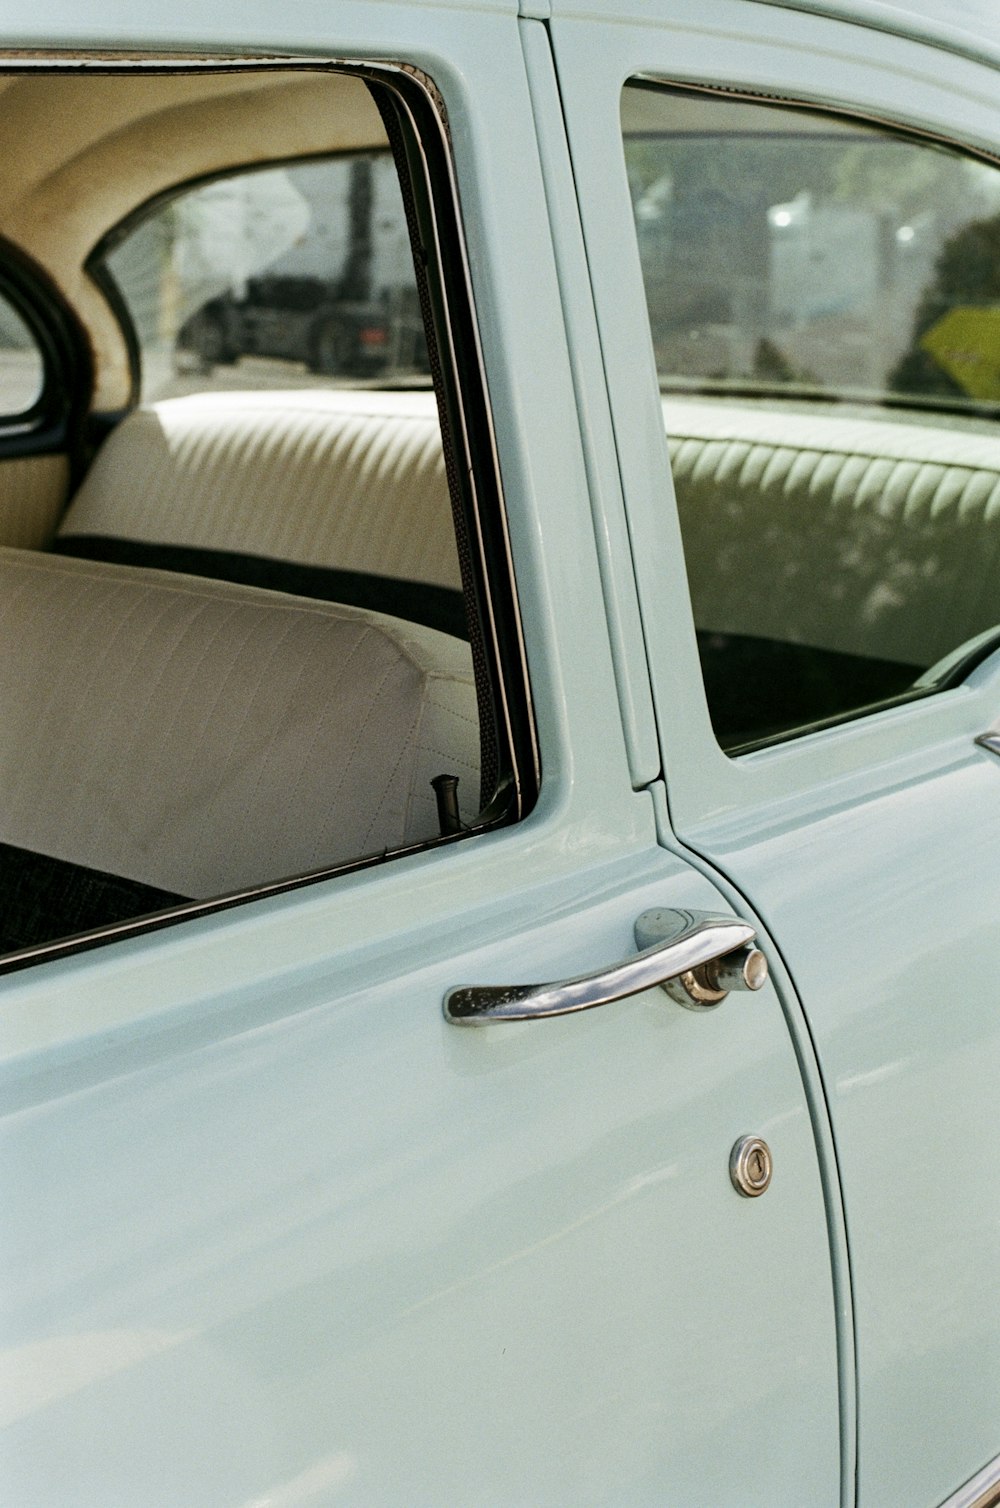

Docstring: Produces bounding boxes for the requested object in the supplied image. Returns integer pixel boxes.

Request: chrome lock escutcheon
[730,1136,773,1197]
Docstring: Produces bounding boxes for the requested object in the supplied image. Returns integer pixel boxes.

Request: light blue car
[0,2,998,1504]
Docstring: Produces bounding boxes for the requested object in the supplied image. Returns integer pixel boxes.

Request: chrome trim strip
[939,1453,1000,1508]
[976,734,1000,759]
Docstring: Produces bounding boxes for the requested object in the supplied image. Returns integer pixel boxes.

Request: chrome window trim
[939,1452,1000,1508]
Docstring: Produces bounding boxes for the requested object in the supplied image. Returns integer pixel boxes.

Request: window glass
[105,154,427,402]
[622,82,1000,751]
[0,290,43,414]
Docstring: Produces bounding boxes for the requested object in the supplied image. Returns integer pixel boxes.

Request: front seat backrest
[0,548,478,900]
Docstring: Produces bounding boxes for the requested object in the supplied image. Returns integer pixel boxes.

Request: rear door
[1,3,841,1505]
[550,2,1000,1503]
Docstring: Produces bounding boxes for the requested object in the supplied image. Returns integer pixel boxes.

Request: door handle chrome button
[730,1136,773,1197]
[662,942,768,1010]
[444,907,766,1025]
[633,907,768,1011]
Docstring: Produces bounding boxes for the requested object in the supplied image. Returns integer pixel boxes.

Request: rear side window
[101,153,427,402]
[622,81,1000,752]
[623,84,1000,417]
[0,289,44,415]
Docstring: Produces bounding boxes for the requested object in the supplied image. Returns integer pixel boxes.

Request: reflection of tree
[752,337,815,385]
[832,139,962,220]
[891,209,1000,398]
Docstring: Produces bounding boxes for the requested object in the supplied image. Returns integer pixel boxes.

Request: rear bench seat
[0,547,477,953]
[51,385,1000,759]
[58,389,1000,677]
[665,398,1000,672]
[56,389,466,637]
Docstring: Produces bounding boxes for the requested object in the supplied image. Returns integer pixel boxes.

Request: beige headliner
[0,68,388,407]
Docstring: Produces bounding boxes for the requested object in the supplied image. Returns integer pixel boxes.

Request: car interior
[0,62,997,963]
[0,66,509,963]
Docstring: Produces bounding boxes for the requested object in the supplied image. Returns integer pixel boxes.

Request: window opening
[0,63,531,972]
[622,81,1000,751]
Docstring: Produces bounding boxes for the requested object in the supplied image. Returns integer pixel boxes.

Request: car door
[549,2,1000,1504]
[1,4,841,1506]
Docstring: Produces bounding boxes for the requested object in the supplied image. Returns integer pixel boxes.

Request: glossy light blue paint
[2,851,841,1506]
[552,1,1000,1501]
[697,736,1000,1508]
[550,0,1000,68]
[753,0,1000,71]
[519,15,662,790]
[0,4,842,1504]
[2,0,519,51]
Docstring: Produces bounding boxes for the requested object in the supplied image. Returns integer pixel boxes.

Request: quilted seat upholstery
[59,389,1000,680]
[665,399,1000,669]
[0,548,477,899]
[58,388,461,595]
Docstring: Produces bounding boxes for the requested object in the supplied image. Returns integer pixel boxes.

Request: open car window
[622,81,1000,752]
[0,66,531,969]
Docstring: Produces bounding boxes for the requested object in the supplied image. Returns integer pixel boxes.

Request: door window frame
[0,54,542,975]
[548,0,1000,840]
[0,15,665,1055]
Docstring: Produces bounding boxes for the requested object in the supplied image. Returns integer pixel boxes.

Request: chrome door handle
[444,908,767,1025]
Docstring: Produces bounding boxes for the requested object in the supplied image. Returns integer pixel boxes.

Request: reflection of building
[632,166,956,394]
[768,193,878,324]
